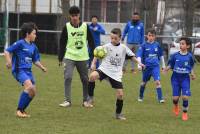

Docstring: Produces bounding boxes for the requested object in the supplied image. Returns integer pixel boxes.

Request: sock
[139,85,145,99]
[88,82,95,97]
[23,95,33,111]
[17,91,31,111]
[156,87,163,100]
[116,99,123,114]
[173,99,179,106]
[183,100,188,113]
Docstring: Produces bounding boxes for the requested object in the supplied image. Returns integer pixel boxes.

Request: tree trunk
[184,0,194,36]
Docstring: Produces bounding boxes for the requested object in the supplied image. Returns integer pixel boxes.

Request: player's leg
[59,59,75,107]
[171,74,181,116]
[76,60,92,107]
[109,78,126,120]
[138,81,147,102]
[88,70,102,106]
[16,71,35,118]
[152,66,164,103]
[181,76,191,121]
[138,68,150,101]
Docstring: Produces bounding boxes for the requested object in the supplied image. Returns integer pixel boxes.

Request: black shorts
[96,69,123,89]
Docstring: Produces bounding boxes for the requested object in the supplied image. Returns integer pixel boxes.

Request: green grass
[0,55,200,134]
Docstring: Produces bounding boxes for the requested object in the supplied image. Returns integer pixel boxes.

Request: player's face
[110,33,121,45]
[92,17,98,24]
[147,32,156,43]
[132,15,140,21]
[180,40,190,52]
[70,14,80,25]
[27,29,37,42]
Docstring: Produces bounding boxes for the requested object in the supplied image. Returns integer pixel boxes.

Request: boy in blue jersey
[88,15,105,68]
[137,29,165,103]
[4,22,47,118]
[165,37,196,121]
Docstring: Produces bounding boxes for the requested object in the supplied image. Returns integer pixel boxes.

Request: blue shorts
[142,66,160,82]
[171,73,191,96]
[12,69,35,85]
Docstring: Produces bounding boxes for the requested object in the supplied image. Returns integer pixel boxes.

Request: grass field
[0,55,200,134]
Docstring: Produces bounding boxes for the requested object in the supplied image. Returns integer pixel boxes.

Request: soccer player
[88,28,144,120]
[58,6,95,108]
[88,15,105,68]
[165,37,196,121]
[137,29,165,103]
[4,22,47,118]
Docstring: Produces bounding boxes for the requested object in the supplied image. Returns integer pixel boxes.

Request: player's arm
[4,51,12,69]
[122,22,129,41]
[33,46,47,72]
[4,42,21,69]
[58,26,67,66]
[34,61,47,72]
[97,25,106,35]
[90,57,98,71]
[87,25,95,53]
[190,55,196,80]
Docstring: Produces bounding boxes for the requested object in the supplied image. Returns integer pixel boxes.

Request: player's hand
[42,67,47,72]
[161,68,167,74]
[138,65,142,71]
[6,62,12,69]
[93,27,98,31]
[191,73,196,80]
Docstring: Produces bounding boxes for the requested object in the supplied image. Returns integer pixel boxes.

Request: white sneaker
[82,101,93,108]
[159,99,165,103]
[59,101,71,107]
[137,98,143,102]
[116,113,126,120]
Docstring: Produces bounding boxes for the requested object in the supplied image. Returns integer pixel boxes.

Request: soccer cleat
[173,105,180,116]
[159,99,165,103]
[137,97,143,102]
[116,113,126,120]
[22,111,31,118]
[59,101,71,107]
[16,110,28,118]
[82,101,93,108]
[182,112,188,121]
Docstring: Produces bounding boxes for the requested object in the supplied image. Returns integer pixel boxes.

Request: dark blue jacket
[122,21,144,45]
[89,23,105,47]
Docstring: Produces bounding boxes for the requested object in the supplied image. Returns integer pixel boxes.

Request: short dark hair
[133,12,139,16]
[147,28,156,35]
[111,28,121,37]
[20,22,38,38]
[91,15,98,19]
[69,6,80,15]
[179,37,192,46]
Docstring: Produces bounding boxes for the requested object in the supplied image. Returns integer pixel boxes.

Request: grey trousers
[63,59,89,102]
[123,44,140,70]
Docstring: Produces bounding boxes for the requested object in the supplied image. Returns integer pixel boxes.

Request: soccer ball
[93,46,107,59]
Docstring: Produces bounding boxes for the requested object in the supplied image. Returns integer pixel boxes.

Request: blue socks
[17,91,32,111]
[156,87,163,101]
[139,85,145,99]
[183,100,188,113]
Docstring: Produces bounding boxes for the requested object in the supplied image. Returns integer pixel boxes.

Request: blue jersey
[168,52,194,74]
[122,21,144,45]
[89,23,105,47]
[137,41,163,67]
[6,39,40,73]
